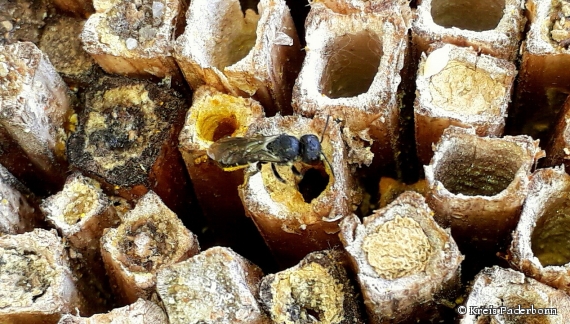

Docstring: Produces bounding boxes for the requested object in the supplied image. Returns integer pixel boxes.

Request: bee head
[300,134,322,164]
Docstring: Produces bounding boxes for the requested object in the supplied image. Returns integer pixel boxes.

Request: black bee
[207,118,334,182]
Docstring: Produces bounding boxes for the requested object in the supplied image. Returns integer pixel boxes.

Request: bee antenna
[321,152,335,179]
[320,115,331,144]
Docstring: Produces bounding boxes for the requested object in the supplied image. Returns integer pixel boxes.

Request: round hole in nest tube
[297,167,330,203]
[319,30,383,99]
[212,116,239,142]
[433,140,523,197]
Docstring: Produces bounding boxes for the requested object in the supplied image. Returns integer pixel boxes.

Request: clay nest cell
[117,218,177,272]
[67,76,187,187]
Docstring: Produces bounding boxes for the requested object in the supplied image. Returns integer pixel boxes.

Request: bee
[206,117,334,182]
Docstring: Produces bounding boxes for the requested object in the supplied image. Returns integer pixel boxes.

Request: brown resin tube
[0,229,88,323]
[41,173,120,311]
[459,266,570,323]
[0,163,43,234]
[0,42,72,191]
[511,0,570,140]
[39,15,99,90]
[340,192,463,323]
[156,246,269,324]
[425,126,542,251]
[412,0,525,61]
[174,0,302,116]
[509,167,570,294]
[100,191,199,304]
[293,1,410,169]
[259,249,364,323]
[0,0,50,45]
[414,43,517,165]
[58,299,168,324]
[81,0,185,80]
[66,76,196,221]
[238,115,361,267]
[545,95,570,169]
[178,86,269,260]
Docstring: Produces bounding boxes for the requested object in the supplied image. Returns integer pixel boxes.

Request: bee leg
[271,163,286,183]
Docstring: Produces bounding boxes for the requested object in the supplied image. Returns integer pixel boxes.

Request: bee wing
[207,135,284,167]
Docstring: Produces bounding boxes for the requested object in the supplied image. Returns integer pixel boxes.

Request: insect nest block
[156,246,269,324]
[100,191,199,304]
[511,0,570,141]
[81,0,184,80]
[39,15,99,90]
[41,173,120,311]
[259,249,364,324]
[238,115,361,267]
[0,41,72,192]
[414,43,517,164]
[425,126,542,251]
[412,0,525,61]
[179,86,270,263]
[509,167,570,294]
[293,1,410,169]
[0,229,89,323]
[66,76,196,220]
[340,191,463,323]
[41,173,119,258]
[174,0,302,116]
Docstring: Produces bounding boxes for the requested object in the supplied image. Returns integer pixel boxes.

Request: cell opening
[212,117,239,142]
[198,114,239,142]
[431,0,505,31]
[298,167,330,203]
[319,30,383,99]
[531,192,570,267]
[62,183,99,225]
[211,0,260,69]
[434,140,523,196]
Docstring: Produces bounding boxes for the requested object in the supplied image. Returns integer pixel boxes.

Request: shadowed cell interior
[212,116,239,142]
[434,140,523,196]
[239,0,259,13]
[431,0,505,31]
[532,191,570,267]
[319,30,383,99]
[297,166,329,203]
